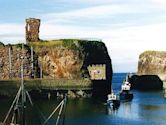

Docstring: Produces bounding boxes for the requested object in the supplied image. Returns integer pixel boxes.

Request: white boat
[119,74,133,101]
[107,91,120,109]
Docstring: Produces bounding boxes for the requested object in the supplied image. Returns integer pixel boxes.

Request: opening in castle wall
[88,64,106,80]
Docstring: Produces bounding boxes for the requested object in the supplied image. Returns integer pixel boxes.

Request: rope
[56,101,64,125]
[3,86,21,124]
[42,98,65,125]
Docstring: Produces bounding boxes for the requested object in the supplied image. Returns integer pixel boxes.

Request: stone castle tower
[25,18,40,43]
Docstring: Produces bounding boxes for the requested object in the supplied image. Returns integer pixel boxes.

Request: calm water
[1,73,166,125]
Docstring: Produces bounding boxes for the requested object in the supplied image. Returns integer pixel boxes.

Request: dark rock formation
[26,18,40,42]
[138,51,166,81]
[78,40,112,97]
[129,75,163,90]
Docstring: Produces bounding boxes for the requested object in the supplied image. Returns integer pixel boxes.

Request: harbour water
[1,73,166,125]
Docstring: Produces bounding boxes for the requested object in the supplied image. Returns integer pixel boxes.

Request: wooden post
[9,47,12,79]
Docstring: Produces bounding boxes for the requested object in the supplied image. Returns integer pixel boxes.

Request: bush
[0,41,4,47]
[62,39,78,50]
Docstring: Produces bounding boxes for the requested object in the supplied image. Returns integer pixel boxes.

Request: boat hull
[119,92,133,101]
[107,100,120,109]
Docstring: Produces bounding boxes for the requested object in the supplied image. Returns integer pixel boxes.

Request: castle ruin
[25,18,40,43]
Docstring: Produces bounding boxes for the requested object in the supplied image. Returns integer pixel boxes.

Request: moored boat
[107,92,120,109]
[119,75,133,101]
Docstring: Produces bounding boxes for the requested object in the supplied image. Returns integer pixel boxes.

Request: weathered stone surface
[129,75,163,90]
[0,44,39,79]
[138,51,166,81]
[26,18,40,42]
[38,46,82,79]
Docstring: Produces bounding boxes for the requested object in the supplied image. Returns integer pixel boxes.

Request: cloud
[41,3,152,26]
[152,0,166,4]
[103,22,166,72]
[44,4,138,18]
[151,0,166,10]
[1,18,166,72]
[0,23,25,44]
[0,0,166,72]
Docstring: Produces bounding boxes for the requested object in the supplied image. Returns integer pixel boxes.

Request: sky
[0,0,166,73]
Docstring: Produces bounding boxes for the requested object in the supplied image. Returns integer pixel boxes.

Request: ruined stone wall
[26,18,40,42]
[0,45,39,79]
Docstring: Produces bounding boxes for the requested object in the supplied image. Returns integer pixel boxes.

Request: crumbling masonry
[25,18,40,43]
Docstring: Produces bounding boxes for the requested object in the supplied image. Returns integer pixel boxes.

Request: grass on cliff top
[29,39,104,51]
[29,40,63,47]
[140,50,166,58]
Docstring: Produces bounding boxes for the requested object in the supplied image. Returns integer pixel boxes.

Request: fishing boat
[119,75,133,101]
[107,91,120,110]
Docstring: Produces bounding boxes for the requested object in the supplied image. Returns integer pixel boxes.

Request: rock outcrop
[0,40,112,97]
[129,75,163,90]
[138,51,166,81]
[30,39,112,97]
[29,40,112,81]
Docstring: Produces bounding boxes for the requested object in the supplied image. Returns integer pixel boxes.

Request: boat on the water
[107,92,120,109]
[119,75,133,101]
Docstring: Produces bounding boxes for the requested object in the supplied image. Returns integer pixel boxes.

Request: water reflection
[106,107,118,115]
[1,91,166,125]
[138,103,166,122]
[121,102,132,117]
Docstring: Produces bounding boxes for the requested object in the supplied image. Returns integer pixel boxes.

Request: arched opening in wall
[27,24,30,32]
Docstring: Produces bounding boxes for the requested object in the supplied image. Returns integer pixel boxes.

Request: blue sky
[0,0,166,72]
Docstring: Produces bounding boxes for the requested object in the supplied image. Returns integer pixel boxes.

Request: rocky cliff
[138,51,166,81]
[28,39,112,80]
[0,40,112,96]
